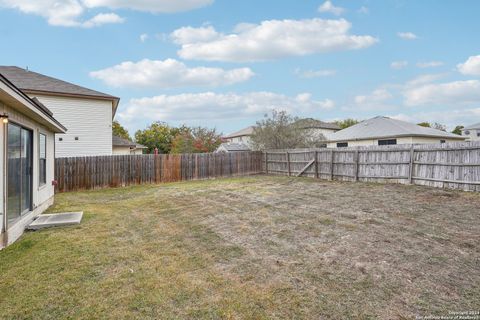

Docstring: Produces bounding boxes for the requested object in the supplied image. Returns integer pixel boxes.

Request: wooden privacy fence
[265,141,480,192]
[55,151,263,192]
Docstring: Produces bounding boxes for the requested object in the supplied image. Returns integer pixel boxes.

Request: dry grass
[0,176,479,319]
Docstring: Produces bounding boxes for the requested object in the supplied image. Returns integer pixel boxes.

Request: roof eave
[0,76,66,133]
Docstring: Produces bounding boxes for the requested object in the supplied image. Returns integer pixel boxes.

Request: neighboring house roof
[295,118,340,130]
[112,135,136,148]
[327,116,466,142]
[0,66,119,114]
[0,73,66,133]
[464,122,480,130]
[224,126,255,138]
[217,143,251,152]
[112,135,147,150]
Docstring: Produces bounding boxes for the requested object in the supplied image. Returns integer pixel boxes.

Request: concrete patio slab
[27,212,83,230]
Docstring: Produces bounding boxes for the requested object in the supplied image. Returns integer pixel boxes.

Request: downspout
[1,113,7,247]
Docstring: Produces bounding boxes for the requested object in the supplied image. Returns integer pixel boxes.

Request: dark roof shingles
[0,66,117,100]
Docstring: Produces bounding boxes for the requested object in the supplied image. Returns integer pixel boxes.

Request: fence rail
[55,152,263,193]
[265,141,480,192]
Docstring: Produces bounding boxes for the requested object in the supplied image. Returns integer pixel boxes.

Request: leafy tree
[134,122,180,154]
[334,118,360,129]
[417,122,431,128]
[417,122,446,131]
[112,120,131,141]
[170,127,222,154]
[452,125,464,135]
[170,132,196,154]
[250,110,311,150]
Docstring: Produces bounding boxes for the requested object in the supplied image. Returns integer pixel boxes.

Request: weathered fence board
[265,141,480,192]
[55,152,263,193]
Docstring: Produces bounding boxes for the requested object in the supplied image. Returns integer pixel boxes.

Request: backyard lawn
[0,176,479,319]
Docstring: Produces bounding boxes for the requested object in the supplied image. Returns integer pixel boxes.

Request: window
[39,133,46,186]
[378,139,397,146]
[465,130,470,135]
[440,140,446,144]
[477,132,480,137]
[337,142,348,148]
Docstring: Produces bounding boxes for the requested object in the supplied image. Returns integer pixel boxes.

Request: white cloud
[404,80,480,106]
[354,88,392,105]
[318,1,345,16]
[0,0,212,26]
[397,32,418,40]
[416,61,444,68]
[170,25,220,45]
[118,92,335,125]
[347,88,396,112]
[391,61,408,69]
[0,0,85,26]
[81,12,124,28]
[294,68,336,79]
[139,33,149,42]
[405,73,447,87]
[390,108,480,129]
[457,55,480,76]
[90,59,255,89]
[171,18,378,62]
[358,6,369,14]
[82,0,213,13]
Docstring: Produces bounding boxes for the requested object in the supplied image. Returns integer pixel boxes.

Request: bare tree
[250,110,312,150]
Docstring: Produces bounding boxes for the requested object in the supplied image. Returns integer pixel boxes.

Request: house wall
[461,128,480,141]
[131,148,145,155]
[304,128,338,139]
[327,136,463,148]
[0,102,56,248]
[227,135,251,146]
[29,94,113,158]
[112,146,132,155]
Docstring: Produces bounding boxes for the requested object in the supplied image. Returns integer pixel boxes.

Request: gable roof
[217,143,251,152]
[0,74,66,133]
[464,122,480,130]
[327,116,466,142]
[112,135,147,150]
[0,66,119,114]
[224,126,255,138]
[295,118,340,130]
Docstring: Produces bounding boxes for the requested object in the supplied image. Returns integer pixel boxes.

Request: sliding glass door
[7,123,33,226]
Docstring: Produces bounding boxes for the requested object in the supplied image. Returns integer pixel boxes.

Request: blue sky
[1,0,480,136]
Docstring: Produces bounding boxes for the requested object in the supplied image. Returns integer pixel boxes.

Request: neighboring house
[0,66,119,158]
[223,126,255,146]
[326,116,466,148]
[295,118,340,140]
[461,122,480,141]
[215,143,251,153]
[0,73,66,248]
[112,135,147,155]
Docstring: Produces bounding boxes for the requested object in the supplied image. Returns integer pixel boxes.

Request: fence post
[286,152,291,176]
[264,152,268,174]
[354,150,359,181]
[408,145,415,184]
[330,150,334,180]
[314,150,318,179]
